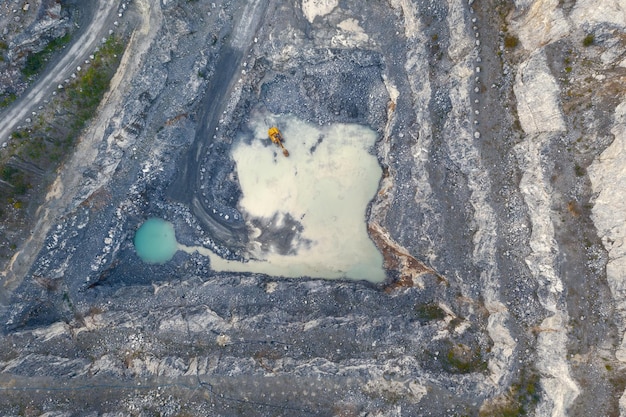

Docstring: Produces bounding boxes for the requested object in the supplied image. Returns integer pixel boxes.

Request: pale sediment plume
[374,0,437,262]
[516,132,580,416]
[333,18,370,48]
[512,0,570,52]
[446,0,473,62]
[570,0,626,27]
[510,0,626,413]
[513,0,626,53]
[388,0,421,40]
[230,0,266,49]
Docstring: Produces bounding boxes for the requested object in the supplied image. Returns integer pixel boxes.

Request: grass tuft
[504,35,519,49]
[22,33,72,78]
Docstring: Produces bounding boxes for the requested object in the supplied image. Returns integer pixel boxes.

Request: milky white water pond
[130,113,385,281]
[182,113,386,282]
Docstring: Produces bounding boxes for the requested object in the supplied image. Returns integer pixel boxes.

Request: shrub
[22,33,72,78]
[504,35,519,49]
[415,303,446,322]
[575,164,586,177]
[0,165,17,181]
[23,53,45,78]
[0,93,16,108]
[583,34,594,47]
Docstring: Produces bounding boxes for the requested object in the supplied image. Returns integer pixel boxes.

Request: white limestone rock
[302,0,338,23]
[571,0,626,28]
[514,49,566,133]
[589,101,626,362]
[513,0,570,51]
[332,18,369,48]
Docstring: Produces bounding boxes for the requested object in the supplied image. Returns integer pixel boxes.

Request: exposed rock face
[0,0,625,415]
[589,101,626,414]
[509,0,626,415]
[514,50,566,133]
[302,0,338,23]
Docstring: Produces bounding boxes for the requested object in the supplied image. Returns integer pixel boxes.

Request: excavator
[268,126,289,157]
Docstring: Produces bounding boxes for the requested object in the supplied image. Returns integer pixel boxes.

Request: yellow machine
[268,126,289,157]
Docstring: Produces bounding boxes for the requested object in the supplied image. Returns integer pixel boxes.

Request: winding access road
[0,0,120,145]
[168,0,270,248]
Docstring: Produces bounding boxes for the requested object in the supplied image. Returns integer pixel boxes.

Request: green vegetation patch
[583,33,594,47]
[0,92,17,109]
[0,35,125,260]
[480,368,541,417]
[0,165,29,195]
[415,303,446,322]
[441,342,489,374]
[64,36,125,136]
[22,33,72,78]
[574,164,586,177]
[7,36,125,169]
[8,35,123,161]
[504,35,519,49]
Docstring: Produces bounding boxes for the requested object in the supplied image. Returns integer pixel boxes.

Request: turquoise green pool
[134,218,178,264]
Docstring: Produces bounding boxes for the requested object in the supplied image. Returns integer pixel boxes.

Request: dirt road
[0,0,120,145]
[167,0,270,247]
[0,0,159,301]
